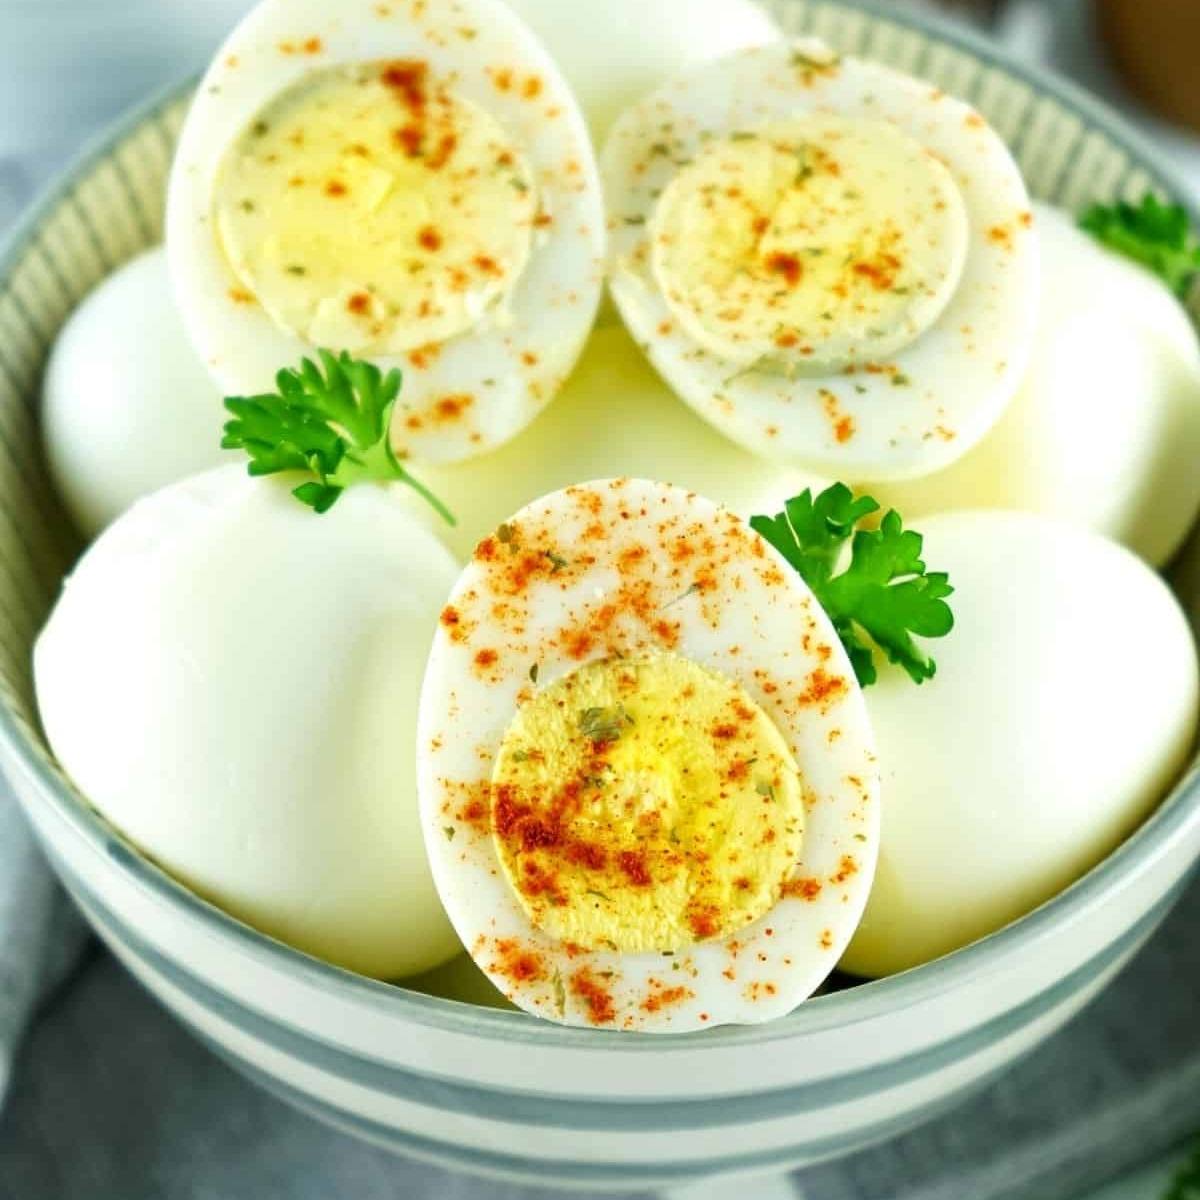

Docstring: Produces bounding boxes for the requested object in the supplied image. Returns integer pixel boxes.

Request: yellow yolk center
[213,60,538,355]
[491,652,805,954]
[650,114,968,372]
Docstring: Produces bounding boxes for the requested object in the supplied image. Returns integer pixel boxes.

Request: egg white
[841,509,1199,978]
[602,38,1039,482]
[418,478,879,1031]
[409,951,516,1011]
[42,247,228,538]
[167,0,605,464]
[35,466,463,980]
[869,204,1200,566]
[396,323,827,559]
[501,0,780,141]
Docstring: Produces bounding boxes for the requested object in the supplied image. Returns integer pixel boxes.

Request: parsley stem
[396,464,456,527]
[338,436,456,526]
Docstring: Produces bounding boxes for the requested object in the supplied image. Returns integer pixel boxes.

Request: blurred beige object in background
[1097,0,1200,133]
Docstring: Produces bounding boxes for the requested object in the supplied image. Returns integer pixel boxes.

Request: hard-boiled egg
[418,478,879,1031]
[868,204,1200,567]
[397,323,826,559]
[35,466,462,980]
[501,0,780,142]
[841,509,1199,978]
[409,952,516,1011]
[168,0,605,464]
[602,39,1039,482]
[42,247,226,538]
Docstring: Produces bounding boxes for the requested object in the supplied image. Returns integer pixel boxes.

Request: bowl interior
[2,0,1199,1046]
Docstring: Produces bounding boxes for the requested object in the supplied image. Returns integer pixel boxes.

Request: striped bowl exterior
[0,0,1198,1189]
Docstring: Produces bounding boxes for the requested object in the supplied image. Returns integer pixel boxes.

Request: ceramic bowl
[2,0,1199,1190]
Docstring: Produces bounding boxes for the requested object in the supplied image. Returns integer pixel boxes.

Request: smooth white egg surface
[168,0,605,464]
[409,952,516,1010]
[501,0,780,142]
[35,465,462,980]
[418,478,879,1031]
[398,323,826,559]
[42,247,227,538]
[841,509,1199,979]
[870,204,1200,567]
[602,38,1039,482]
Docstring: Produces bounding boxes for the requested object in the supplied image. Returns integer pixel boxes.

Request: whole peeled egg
[841,509,1199,978]
[35,466,462,980]
[501,0,781,141]
[42,247,227,537]
[869,204,1200,567]
[398,323,825,559]
[410,952,515,1011]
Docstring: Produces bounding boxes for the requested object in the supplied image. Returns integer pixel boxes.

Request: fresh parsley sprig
[222,349,454,522]
[750,483,954,686]
[1079,193,1200,298]
[1165,1139,1200,1200]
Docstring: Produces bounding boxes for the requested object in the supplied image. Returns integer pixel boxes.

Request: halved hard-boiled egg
[602,39,1039,481]
[168,0,605,463]
[418,478,879,1031]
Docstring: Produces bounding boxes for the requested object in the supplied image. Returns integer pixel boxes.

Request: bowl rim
[3,0,1200,1052]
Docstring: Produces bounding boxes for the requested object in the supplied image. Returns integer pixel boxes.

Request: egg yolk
[212,60,538,355]
[650,114,968,371]
[490,652,805,954]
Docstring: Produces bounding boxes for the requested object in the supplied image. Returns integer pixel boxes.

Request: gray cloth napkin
[0,800,88,1107]
[1,795,1199,1200]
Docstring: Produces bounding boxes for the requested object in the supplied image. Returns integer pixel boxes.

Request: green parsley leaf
[750,483,954,686]
[578,704,634,744]
[222,349,454,522]
[1079,193,1200,298]
[1165,1139,1200,1200]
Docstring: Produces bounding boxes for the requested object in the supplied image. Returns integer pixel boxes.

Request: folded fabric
[0,797,89,1106]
